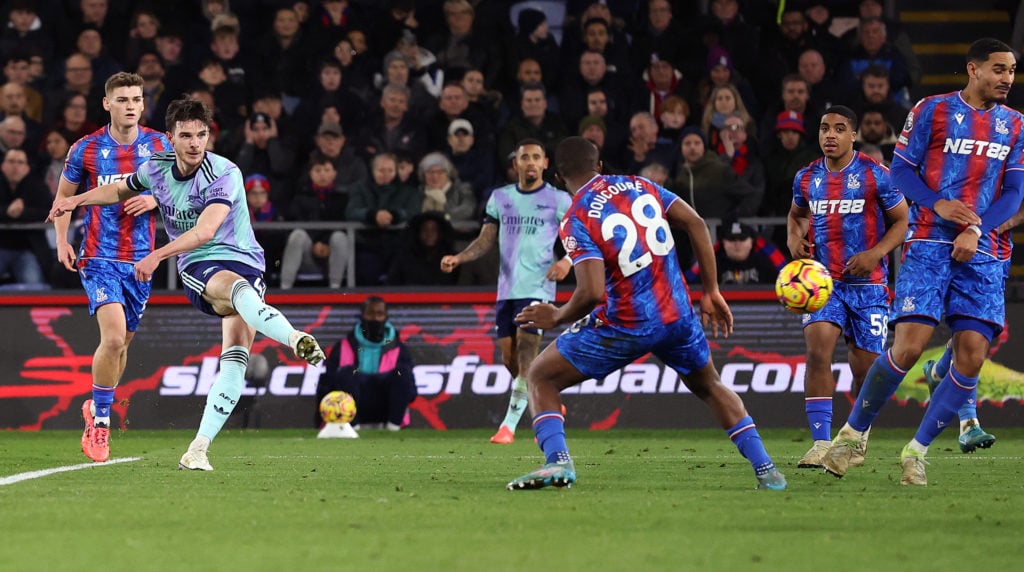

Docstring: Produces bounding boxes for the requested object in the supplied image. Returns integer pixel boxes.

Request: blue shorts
[496,298,546,337]
[891,241,1008,338]
[79,258,151,332]
[802,281,889,354]
[180,260,266,317]
[555,309,709,380]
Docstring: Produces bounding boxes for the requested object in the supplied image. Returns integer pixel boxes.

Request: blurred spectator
[560,50,631,136]
[855,108,897,164]
[577,16,630,77]
[280,155,351,289]
[561,1,631,71]
[685,219,785,285]
[425,0,499,86]
[294,59,366,143]
[759,74,820,153]
[50,92,98,142]
[308,121,367,189]
[3,52,44,122]
[44,52,105,126]
[698,46,759,120]
[329,35,374,103]
[395,29,444,102]
[375,50,438,120]
[497,82,568,174]
[0,148,50,287]
[317,296,417,430]
[243,173,286,279]
[461,67,501,130]
[657,95,689,146]
[206,22,249,102]
[1,82,42,153]
[579,114,624,175]
[671,126,760,219]
[64,0,129,64]
[718,113,765,204]
[252,7,311,100]
[0,1,54,67]
[307,0,369,56]
[638,161,670,187]
[507,8,560,96]
[630,0,690,77]
[425,82,492,156]
[154,28,189,95]
[417,151,476,235]
[444,118,494,205]
[369,0,419,58]
[625,111,674,174]
[395,151,416,186]
[40,129,70,197]
[345,152,420,285]
[641,52,698,124]
[194,60,246,136]
[797,48,839,111]
[851,64,909,131]
[123,9,160,70]
[75,25,123,89]
[858,143,886,167]
[838,17,912,104]
[698,0,759,79]
[358,82,427,163]
[135,51,171,132]
[583,85,627,160]
[762,111,820,220]
[0,115,36,165]
[235,112,296,209]
[387,211,458,286]
[756,7,842,103]
[701,83,756,152]
[841,0,921,88]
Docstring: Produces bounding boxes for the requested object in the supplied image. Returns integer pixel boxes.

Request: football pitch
[2,428,1022,572]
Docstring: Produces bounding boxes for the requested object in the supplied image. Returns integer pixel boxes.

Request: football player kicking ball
[823,39,1024,485]
[787,105,908,468]
[49,98,325,471]
[508,136,786,491]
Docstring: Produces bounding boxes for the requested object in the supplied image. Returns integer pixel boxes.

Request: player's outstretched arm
[441,222,496,272]
[786,201,812,259]
[133,203,230,282]
[665,199,733,337]
[846,199,909,277]
[47,179,134,222]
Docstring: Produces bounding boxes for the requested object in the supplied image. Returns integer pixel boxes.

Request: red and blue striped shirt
[61,125,170,263]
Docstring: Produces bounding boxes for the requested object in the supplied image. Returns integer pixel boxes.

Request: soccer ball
[319,391,357,424]
[775,259,833,314]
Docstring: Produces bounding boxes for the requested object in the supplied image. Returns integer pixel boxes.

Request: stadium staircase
[896,1,1024,280]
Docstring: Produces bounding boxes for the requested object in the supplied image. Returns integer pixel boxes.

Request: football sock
[197,346,248,442]
[933,344,952,379]
[805,397,832,441]
[500,376,529,431]
[958,385,979,425]
[727,416,775,477]
[906,438,928,456]
[913,364,977,447]
[532,411,570,464]
[848,350,906,432]
[229,279,296,346]
[92,384,114,427]
[928,345,979,424]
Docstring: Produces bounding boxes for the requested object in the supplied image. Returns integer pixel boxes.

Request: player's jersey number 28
[600,194,674,277]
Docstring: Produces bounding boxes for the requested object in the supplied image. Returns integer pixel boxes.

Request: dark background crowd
[0,0,1003,290]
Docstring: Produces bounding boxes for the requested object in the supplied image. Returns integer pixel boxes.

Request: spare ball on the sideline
[775,259,833,314]
[319,391,357,424]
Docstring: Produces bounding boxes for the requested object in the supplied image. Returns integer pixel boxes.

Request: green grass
[2,428,1022,572]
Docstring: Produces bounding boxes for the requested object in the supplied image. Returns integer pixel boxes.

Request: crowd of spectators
[0,0,923,289]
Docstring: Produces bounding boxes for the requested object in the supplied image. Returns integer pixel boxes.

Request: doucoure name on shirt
[588,180,639,218]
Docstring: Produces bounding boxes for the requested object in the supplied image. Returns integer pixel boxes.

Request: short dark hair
[361,296,387,314]
[520,81,545,98]
[967,38,1013,64]
[555,136,600,179]
[165,97,213,133]
[823,105,859,130]
[516,138,546,154]
[861,64,890,80]
[104,72,143,97]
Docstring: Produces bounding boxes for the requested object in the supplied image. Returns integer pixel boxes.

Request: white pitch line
[0,457,142,486]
